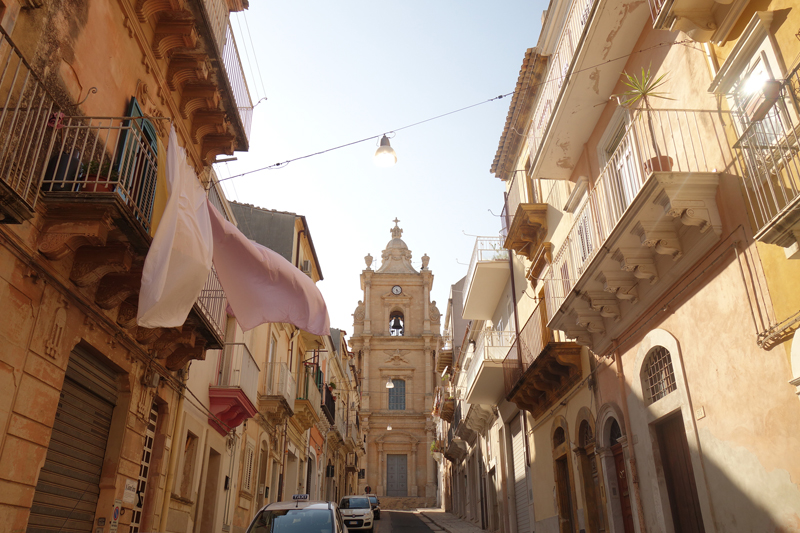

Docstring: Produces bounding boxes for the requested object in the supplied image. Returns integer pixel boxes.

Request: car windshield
[368,496,378,505]
[246,508,332,533]
[340,497,370,509]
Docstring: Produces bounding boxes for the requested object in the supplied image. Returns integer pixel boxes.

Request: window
[388,379,405,410]
[242,444,255,493]
[180,431,198,497]
[643,346,677,404]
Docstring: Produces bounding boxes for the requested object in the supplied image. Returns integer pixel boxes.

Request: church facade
[349,221,440,508]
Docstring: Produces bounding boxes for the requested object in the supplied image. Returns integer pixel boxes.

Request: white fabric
[137,127,213,327]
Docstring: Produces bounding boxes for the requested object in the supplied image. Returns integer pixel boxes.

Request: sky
[216,1,548,334]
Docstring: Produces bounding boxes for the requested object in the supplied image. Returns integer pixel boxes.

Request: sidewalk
[419,508,485,533]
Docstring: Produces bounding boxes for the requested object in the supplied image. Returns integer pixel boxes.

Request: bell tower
[350,219,439,506]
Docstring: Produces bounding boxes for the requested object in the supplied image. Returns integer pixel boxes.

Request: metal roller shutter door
[511,414,531,533]
[27,348,118,533]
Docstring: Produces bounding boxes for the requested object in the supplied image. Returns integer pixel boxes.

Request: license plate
[346,520,358,526]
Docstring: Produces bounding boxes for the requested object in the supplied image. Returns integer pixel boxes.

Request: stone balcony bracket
[507,341,582,418]
[613,247,659,285]
[575,309,605,334]
[167,54,211,91]
[631,220,683,261]
[95,271,142,310]
[596,271,638,303]
[582,292,621,322]
[201,134,236,164]
[464,404,495,435]
[152,19,198,59]
[135,0,187,23]
[503,203,549,261]
[191,110,229,145]
[70,243,134,287]
[654,173,722,236]
[38,211,114,261]
[179,83,221,119]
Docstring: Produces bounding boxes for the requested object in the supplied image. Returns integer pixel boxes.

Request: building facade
[350,221,439,509]
[439,0,800,532]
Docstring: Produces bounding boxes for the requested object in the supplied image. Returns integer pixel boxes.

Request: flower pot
[42,151,80,192]
[644,155,673,173]
[81,173,117,193]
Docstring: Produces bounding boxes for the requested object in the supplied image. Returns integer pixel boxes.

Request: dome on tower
[377,219,418,274]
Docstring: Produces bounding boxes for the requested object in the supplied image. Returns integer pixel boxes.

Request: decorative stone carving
[45,303,68,359]
[70,243,134,287]
[364,254,373,269]
[613,247,658,284]
[597,271,638,303]
[384,349,410,365]
[152,19,198,59]
[166,339,206,370]
[38,212,113,260]
[575,309,605,334]
[201,134,235,163]
[584,291,621,321]
[116,299,139,329]
[135,0,186,23]
[95,272,141,310]
[353,300,365,323]
[190,110,228,144]
[503,203,548,260]
[653,173,722,236]
[429,301,441,322]
[179,83,220,119]
[167,55,211,91]
[631,221,683,260]
[421,254,430,270]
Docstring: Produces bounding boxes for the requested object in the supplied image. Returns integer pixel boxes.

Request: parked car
[246,494,347,533]
[339,495,375,532]
[366,494,380,520]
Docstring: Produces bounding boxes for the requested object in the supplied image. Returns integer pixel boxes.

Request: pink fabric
[206,201,331,336]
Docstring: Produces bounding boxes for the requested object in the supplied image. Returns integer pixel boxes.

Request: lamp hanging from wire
[387,424,393,431]
[385,379,395,389]
[374,134,397,167]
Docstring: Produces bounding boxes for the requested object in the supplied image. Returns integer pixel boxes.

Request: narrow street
[377,511,442,533]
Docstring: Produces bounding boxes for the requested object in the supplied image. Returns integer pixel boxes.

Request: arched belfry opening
[389,311,404,336]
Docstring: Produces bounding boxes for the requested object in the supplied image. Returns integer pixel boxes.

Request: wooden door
[386,454,407,496]
[555,456,575,533]
[656,413,705,533]
[611,443,635,533]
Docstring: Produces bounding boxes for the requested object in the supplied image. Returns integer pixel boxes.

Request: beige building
[350,221,439,509]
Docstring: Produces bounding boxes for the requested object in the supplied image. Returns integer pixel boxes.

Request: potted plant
[615,66,674,173]
[80,159,119,192]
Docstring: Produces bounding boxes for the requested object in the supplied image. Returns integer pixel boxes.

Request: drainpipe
[613,339,648,533]
[159,370,188,532]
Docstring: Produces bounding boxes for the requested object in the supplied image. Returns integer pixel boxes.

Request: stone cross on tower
[391,218,402,239]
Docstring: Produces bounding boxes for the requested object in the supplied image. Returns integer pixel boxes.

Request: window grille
[644,346,676,404]
[388,379,405,410]
[130,402,158,533]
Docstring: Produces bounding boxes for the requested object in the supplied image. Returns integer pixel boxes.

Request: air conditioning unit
[301,260,312,276]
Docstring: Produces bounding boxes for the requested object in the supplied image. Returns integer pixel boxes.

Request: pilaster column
[410,443,419,497]
[377,442,385,496]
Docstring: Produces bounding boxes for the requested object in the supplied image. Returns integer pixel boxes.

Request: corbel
[631,220,683,260]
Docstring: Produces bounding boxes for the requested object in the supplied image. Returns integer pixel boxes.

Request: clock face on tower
[392,285,402,295]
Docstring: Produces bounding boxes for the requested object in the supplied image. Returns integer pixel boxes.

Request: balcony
[321,384,336,425]
[463,404,495,436]
[200,0,254,144]
[345,453,358,474]
[463,329,515,406]
[436,331,454,375]
[345,422,360,452]
[503,302,582,418]
[440,397,455,423]
[259,362,296,426]
[647,0,749,43]
[529,0,651,183]
[733,63,800,253]
[462,236,510,320]
[543,109,730,356]
[194,265,227,345]
[294,365,322,431]
[208,343,260,435]
[40,115,159,245]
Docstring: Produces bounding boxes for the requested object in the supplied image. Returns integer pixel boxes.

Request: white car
[338,495,375,532]
[246,494,348,533]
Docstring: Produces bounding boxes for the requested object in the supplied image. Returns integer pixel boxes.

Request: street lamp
[385,379,394,389]
[374,135,397,167]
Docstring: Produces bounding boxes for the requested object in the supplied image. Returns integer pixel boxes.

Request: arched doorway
[552,418,577,533]
[575,414,606,533]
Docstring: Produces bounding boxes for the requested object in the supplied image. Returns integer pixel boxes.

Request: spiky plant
[615,66,674,156]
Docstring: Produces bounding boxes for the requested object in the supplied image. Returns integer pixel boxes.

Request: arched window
[642,346,677,404]
[553,426,566,447]
[389,312,404,336]
[388,379,405,410]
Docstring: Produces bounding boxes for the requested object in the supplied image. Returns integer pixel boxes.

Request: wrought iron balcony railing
[264,361,297,408]
[503,301,553,395]
[195,265,227,340]
[40,115,159,232]
[215,342,260,407]
[734,63,800,242]
[297,364,322,409]
[200,0,253,141]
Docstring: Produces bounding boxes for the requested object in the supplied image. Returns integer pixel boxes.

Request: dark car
[366,494,380,520]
